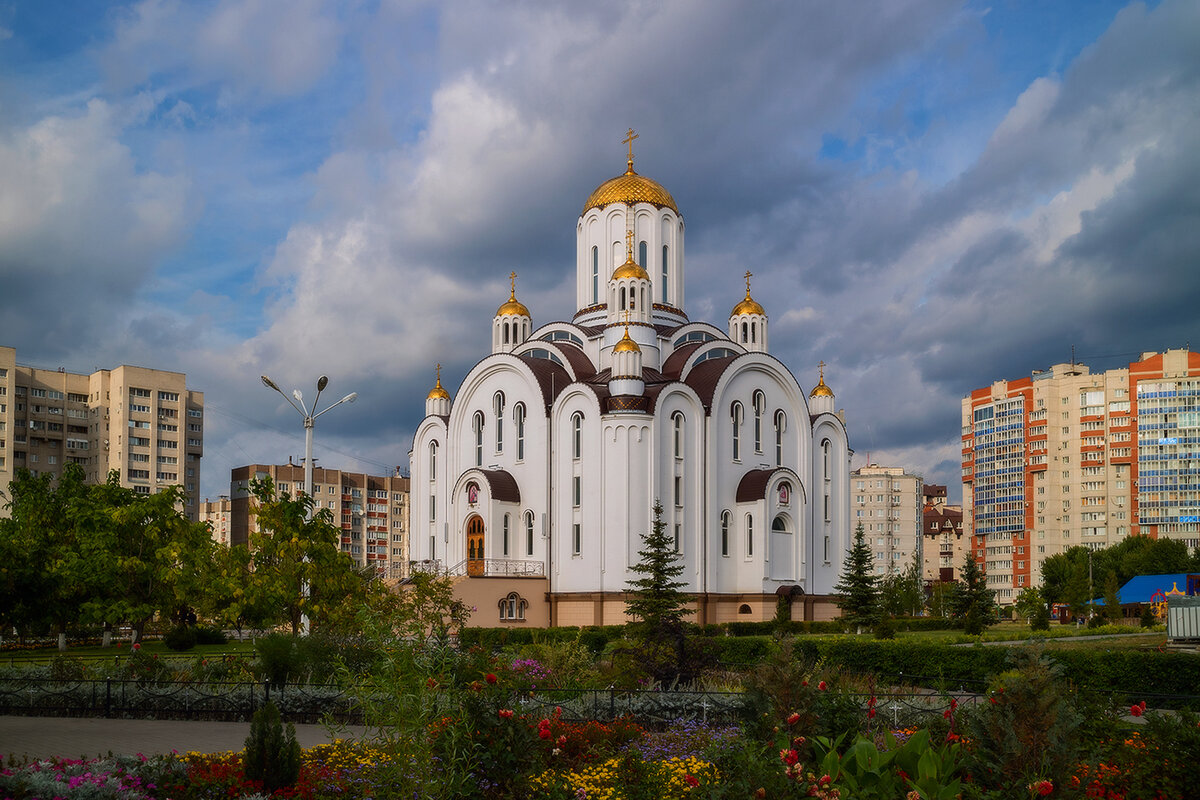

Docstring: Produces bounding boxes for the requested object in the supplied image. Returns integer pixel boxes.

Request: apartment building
[200,496,233,545]
[921,483,966,583]
[228,463,410,579]
[0,345,204,519]
[961,348,1200,603]
[851,464,923,576]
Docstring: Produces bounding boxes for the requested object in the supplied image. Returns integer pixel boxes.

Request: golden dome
[427,365,451,401]
[583,165,678,216]
[731,269,765,316]
[809,360,834,398]
[612,254,650,281]
[496,271,530,317]
[613,326,641,354]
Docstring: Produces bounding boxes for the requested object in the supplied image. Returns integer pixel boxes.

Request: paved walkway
[0,716,368,761]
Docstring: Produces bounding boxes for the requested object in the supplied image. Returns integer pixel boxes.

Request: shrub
[255,633,300,687]
[243,700,301,793]
[194,625,228,645]
[873,617,896,639]
[163,625,198,652]
[48,654,88,681]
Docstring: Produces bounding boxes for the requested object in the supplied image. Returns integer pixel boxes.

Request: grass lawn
[2,639,256,665]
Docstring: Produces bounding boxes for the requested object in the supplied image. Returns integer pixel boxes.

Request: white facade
[409,148,852,623]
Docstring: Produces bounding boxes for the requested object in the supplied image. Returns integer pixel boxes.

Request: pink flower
[818,681,827,691]
[498,709,514,719]
[557,735,567,746]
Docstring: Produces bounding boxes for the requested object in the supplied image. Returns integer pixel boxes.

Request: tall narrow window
[731,402,743,461]
[746,514,754,557]
[429,441,438,480]
[673,412,684,459]
[572,412,583,459]
[774,410,786,466]
[514,403,526,460]
[753,391,764,453]
[473,412,484,466]
[494,392,505,452]
[674,475,682,508]
[823,439,831,477]
[721,511,731,556]
[573,523,581,555]
[573,476,581,507]
[639,240,647,268]
[673,523,680,553]
[525,511,535,556]
[620,286,626,310]
[503,514,510,556]
[742,322,748,343]
[592,245,599,304]
[661,245,669,303]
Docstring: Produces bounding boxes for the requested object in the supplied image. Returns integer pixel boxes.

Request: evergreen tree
[625,500,694,679]
[1102,570,1122,622]
[954,550,996,635]
[834,523,878,634]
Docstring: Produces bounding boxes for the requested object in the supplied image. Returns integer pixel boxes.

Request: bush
[163,625,198,652]
[873,618,896,639]
[194,625,228,645]
[255,633,300,687]
[243,700,300,793]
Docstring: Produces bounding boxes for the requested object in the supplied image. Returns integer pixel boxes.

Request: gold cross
[818,360,826,380]
[626,229,635,259]
[435,363,442,382]
[509,271,517,298]
[623,128,638,167]
[744,270,753,296]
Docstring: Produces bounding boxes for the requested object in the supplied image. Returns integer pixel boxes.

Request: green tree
[245,477,372,634]
[625,500,694,680]
[1102,570,1122,622]
[928,580,957,618]
[879,551,924,617]
[1013,586,1044,622]
[834,523,879,634]
[952,551,995,635]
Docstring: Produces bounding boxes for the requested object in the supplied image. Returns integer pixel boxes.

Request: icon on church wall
[467,483,479,505]
[779,483,790,506]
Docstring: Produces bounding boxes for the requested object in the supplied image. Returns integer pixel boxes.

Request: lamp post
[260,374,358,508]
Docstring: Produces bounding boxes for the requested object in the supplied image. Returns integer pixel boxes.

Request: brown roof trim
[478,469,521,503]
[683,355,738,412]
[736,468,781,503]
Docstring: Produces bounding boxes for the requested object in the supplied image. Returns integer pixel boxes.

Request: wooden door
[467,516,485,576]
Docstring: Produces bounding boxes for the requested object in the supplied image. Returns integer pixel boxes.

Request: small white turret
[492,271,532,354]
[729,270,767,353]
[426,364,452,416]
[809,360,835,415]
[608,318,644,397]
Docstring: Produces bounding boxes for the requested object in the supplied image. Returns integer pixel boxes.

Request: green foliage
[163,625,198,651]
[255,632,301,687]
[193,625,228,646]
[878,552,924,618]
[1102,570,1122,621]
[834,523,879,633]
[1031,601,1051,631]
[243,700,301,794]
[1041,535,1194,611]
[1140,604,1156,628]
[872,617,896,639]
[952,551,995,635]
[623,500,695,682]
[810,729,965,800]
[958,647,1083,792]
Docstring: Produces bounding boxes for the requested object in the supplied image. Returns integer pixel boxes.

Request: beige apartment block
[229,463,410,580]
[200,496,233,545]
[921,483,966,583]
[851,465,923,577]
[962,348,1200,604]
[0,345,203,519]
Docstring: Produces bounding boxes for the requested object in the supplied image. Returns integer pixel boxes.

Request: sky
[2,0,1197,505]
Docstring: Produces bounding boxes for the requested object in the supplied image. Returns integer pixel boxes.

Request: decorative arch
[466,514,485,575]
[499,591,528,622]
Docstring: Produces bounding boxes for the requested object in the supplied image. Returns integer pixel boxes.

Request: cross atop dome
[623,127,639,174]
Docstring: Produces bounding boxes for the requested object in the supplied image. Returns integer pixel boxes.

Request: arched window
[774,410,786,466]
[751,323,756,344]
[494,392,505,452]
[429,441,438,480]
[572,412,583,460]
[661,245,669,303]
[592,245,599,304]
[823,439,831,476]
[514,403,526,460]
[619,286,627,310]
[746,514,754,557]
[639,240,647,268]
[472,412,484,467]
[753,391,765,453]
[629,286,636,310]
[499,591,527,621]
[742,322,748,343]
[721,510,731,557]
[503,322,509,344]
[640,286,646,310]
[822,439,832,523]
[731,401,743,461]
[672,412,684,459]
[502,513,510,556]
[525,510,535,556]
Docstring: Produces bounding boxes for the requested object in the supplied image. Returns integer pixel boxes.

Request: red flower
[944,709,953,719]
[1130,701,1146,717]
[1031,779,1053,796]
[684,774,699,788]
[950,698,958,710]
[868,696,876,707]
[897,769,909,782]
[818,681,828,691]
[498,709,514,719]
[485,672,498,684]
[538,728,552,739]
[557,734,567,746]
[868,707,876,718]
[132,643,141,651]
[787,712,800,725]
[802,680,808,686]
[819,774,832,785]
[780,749,800,766]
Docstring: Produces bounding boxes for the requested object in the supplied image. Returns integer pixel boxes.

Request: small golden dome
[496,271,530,317]
[612,255,650,281]
[731,269,765,317]
[809,360,834,398]
[583,164,678,216]
[613,326,641,354]
[427,365,450,401]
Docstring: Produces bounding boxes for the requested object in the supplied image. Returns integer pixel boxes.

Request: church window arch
[753,391,765,453]
[751,323,756,344]
[639,240,647,269]
[503,322,509,344]
[472,412,484,467]
[640,286,646,311]
[672,412,684,459]
[494,392,505,452]
[619,286,627,310]
[731,401,743,461]
[514,403,526,460]
[592,245,599,304]
[721,510,731,557]
[742,321,749,343]
[498,591,527,621]
[774,410,786,466]
[572,412,583,460]
[429,441,438,480]
[738,603,752,615]
[746,514,754,557]
[502,513,510,556]
[522,321,528,341]
[661,245,669,303]
[525,510,535,556]
[822,439,832,523]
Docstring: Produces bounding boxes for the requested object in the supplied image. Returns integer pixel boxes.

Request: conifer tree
[834,522,878,634]
[955,550,996,635]
[625,500,694,680]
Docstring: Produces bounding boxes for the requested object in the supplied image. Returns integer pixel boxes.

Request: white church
[408,134,851,627]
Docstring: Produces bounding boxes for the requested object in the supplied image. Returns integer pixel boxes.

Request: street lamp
[261,374,358,506]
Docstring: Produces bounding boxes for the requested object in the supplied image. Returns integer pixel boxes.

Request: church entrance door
[467,516,485,576]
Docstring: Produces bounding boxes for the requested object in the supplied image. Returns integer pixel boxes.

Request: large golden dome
[583,164,678,216]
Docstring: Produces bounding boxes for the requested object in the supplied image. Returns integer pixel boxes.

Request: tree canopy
[834,522,879,633]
